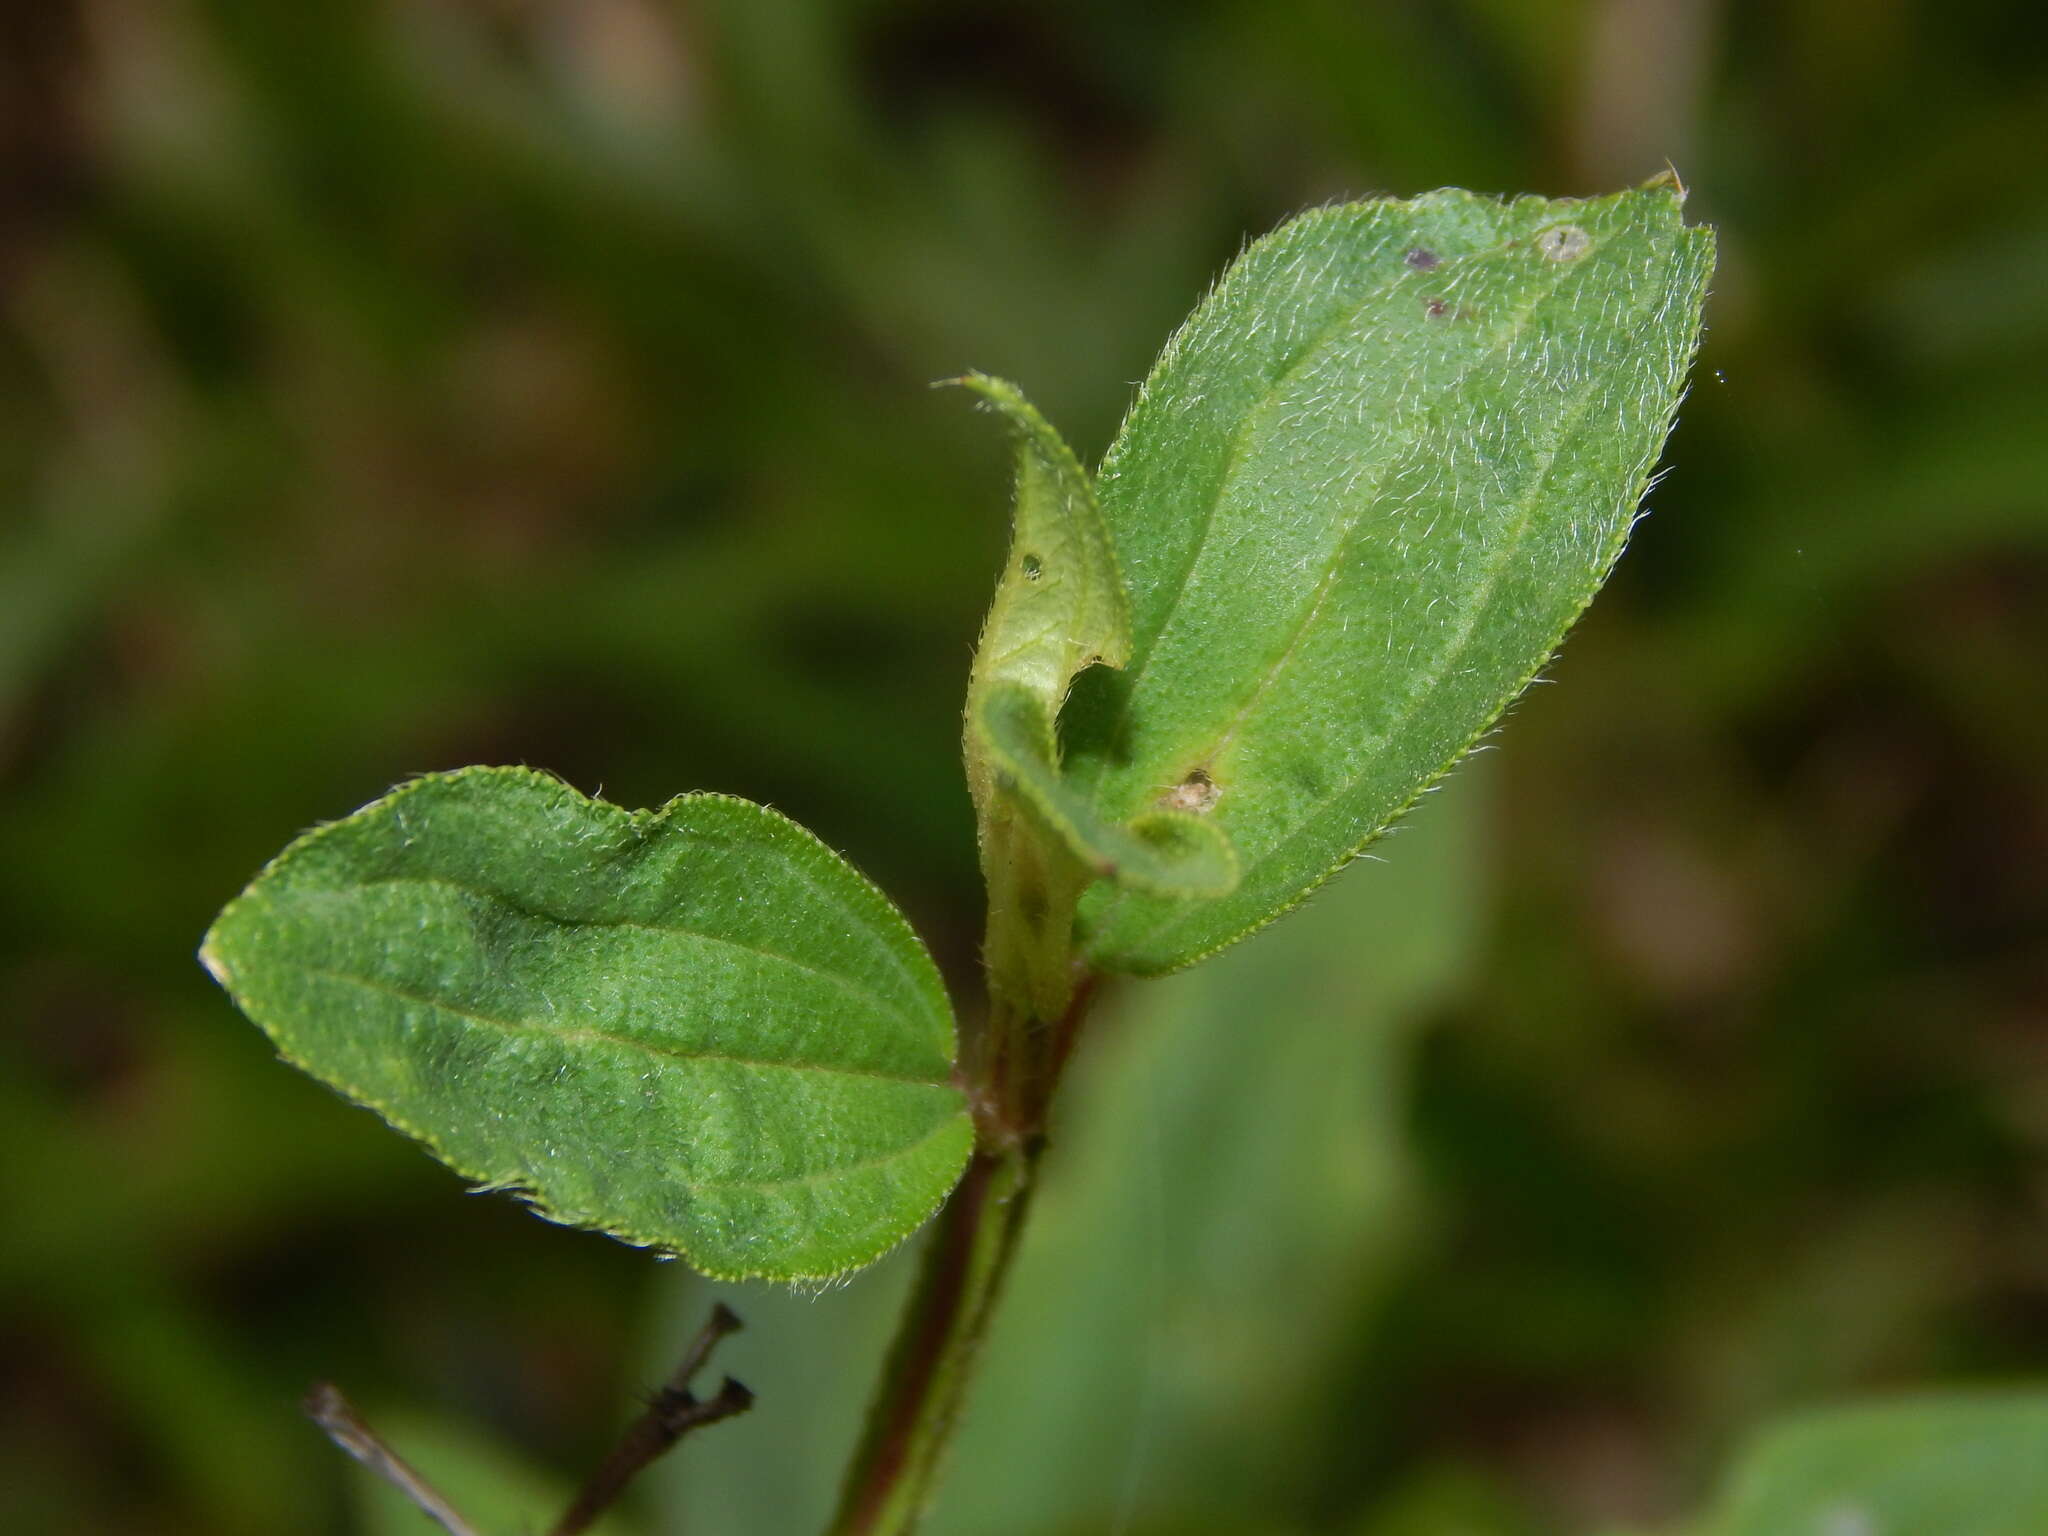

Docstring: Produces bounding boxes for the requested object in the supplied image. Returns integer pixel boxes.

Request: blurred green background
[3,2,2045,1532]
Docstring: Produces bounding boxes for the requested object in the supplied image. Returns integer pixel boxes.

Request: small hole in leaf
[1020,553,1042,580]
[1159,768,1221,815]
[1405,246,1439,269]
[1536,225,1592,262]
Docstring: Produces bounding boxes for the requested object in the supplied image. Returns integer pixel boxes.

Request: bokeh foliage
[2,2,2043,1533]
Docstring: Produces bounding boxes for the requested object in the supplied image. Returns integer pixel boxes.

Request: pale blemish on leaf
[1536,223,1592,261]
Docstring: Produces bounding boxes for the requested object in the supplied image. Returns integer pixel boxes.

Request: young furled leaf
[1063,181,1715,975]
[955,371,1130,814]
[201,767,972,1282]
[955,373,1234,1020]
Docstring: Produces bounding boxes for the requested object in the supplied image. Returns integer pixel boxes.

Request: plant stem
[551,1304,753,1536]
[827,980,1096,1535]
[303,1383,482,1536]
[825,1144,1038,1536]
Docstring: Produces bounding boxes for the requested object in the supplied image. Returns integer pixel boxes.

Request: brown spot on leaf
[1159,768,1221,815]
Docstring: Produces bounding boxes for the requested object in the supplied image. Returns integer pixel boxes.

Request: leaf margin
[199,764,974,1284]
[1070,178,1718,978]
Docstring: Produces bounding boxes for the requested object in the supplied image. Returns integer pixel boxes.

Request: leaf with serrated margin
[975,680,1234,898]
[1063,181,1715,975]
[200,767,971,1282]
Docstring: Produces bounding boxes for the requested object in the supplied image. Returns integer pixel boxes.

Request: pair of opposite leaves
[202,186,1714,1282]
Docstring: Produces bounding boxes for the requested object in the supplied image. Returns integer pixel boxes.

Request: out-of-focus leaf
[1347,1462,1538,1536]
[1696,1393,2048,1536]
[1066,183,1712,975]
[201,766,970,1281]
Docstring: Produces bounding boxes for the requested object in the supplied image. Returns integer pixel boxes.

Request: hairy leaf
[201,767,971,1282]
[956,373,1232,1018]
[1700,1393,2048,1535]
[1064,181,1714,973]
[975,680,1233,898]
[957,370,1129,789]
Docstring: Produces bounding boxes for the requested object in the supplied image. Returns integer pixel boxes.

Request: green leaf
[657,764,1488,1536]
[974,680,1234,898]
[954,372,1232,1018]
[956,370,1130,781]
[1699,1393,2048,1536]
[200,767,972,1282]
[1064,181,1714,974]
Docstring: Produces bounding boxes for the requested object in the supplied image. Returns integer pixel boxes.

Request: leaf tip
[943,371,1026,416]
[1641,162,1689,200]
[197,934,231,990]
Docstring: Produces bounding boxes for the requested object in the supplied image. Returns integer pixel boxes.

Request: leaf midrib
[1190,249,1586,772]
[371,778,948,1038]
[1105,204,1548,704]
[1101,249,1678,962]
[1099,209,1478,702]
[300,964,954,1089]
[352,871,927,1035]
[646,814,946,1031]
[1084,242,1590,944]
[686,1114,966,1195]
